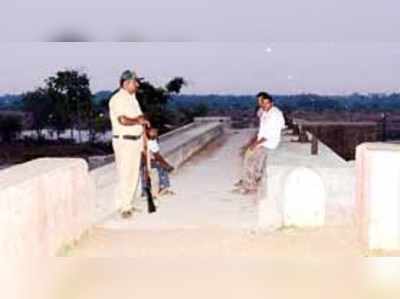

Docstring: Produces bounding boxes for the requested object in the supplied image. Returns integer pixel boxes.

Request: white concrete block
[283,167,326,227]
[356,143,400,251]
[0,158,95,256]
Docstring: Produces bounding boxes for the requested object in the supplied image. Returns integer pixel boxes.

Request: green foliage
[172,93,400,113]
[0,115,22,143]
[22,69,94,141]
[45,70,93,141]
[21,72,188,141]
[92,114,111,142]
[137,77,187,133]
[23,88,52,138]
[48,86,69,137]
[192,103,209,117]
[166,77,187,94]
[176,103,210,123]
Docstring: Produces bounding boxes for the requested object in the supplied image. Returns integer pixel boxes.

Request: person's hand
[143,119,151,128]
[138,116,151,128]
[249,142,258,151]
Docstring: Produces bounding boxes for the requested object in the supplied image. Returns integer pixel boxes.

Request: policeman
[109,70,150,219]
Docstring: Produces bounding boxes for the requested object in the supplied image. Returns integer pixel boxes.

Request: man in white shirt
[109,70,151,219]
[234,92,285,194]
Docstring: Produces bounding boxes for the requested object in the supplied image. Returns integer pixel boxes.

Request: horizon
[2,90,400,98]
[2,90,400,99]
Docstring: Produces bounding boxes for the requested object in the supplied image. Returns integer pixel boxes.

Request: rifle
[142,126,157,213]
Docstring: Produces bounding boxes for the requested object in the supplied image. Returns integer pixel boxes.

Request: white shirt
[257,108,263,119]
[257,106,285,150]
[148,139,160,154]
[109,89,144,136]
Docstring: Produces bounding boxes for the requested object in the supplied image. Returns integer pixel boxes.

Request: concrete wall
[162,117,230,167]
[158,122,199,143]
[88,118,231,171]
[0,118,230,255]
[162,122,225,168]
[193,117,231,130]
[90,118,229,223]
[0,158,95,256]
[258,130,356,230]
[91,118,229,191]
[356,143,400,251]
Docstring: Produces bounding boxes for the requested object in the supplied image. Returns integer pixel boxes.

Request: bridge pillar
[357,143,400,251]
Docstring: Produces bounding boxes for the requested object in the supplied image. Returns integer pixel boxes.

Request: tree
[166,77,187,94]
[23,88,52,139]
[46,86,69,140]
[177,103,209,124]
[46,70,93,143]
[92,114,111,142]
[0,115,22,143]
[136,77,187,134]
[89,93,113,143]
[192,103,209,117]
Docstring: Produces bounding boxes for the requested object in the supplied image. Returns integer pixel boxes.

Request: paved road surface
[58,130,400,299]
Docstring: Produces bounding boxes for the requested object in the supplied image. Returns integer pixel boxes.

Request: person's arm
[249,137,266,150]
[241,134,257,152]
[118,115,150,127]
[109,95,148,127]
[153,153,174,172]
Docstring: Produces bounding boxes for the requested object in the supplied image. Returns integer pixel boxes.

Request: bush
[0,115,22,143]
[91,115,111,142]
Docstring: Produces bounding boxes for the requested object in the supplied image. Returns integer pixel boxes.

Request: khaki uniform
[241,147,268,191]
[109,89,144,212]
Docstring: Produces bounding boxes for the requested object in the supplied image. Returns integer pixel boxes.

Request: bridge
[1,117,400,297]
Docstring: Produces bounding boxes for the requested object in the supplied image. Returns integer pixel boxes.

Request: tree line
[172,93,400,113]
[0,69,188,143]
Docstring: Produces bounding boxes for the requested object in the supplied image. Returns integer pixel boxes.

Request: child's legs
[152,160,171,190]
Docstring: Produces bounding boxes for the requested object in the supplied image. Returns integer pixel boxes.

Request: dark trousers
[141,159,171,192]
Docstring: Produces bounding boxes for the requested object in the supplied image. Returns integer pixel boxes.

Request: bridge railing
[0,159,95,256]
[257,127,356,231]
[291,117,382,160]
[0,117,231,256]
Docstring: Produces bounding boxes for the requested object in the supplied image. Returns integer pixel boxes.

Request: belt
[113,134,142,141]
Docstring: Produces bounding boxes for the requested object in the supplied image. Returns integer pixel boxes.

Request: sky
[1,0,399,42]
[0,0,399,95]
[0,42,399,95]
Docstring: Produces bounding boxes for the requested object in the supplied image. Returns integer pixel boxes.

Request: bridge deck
[63,130,400,298]
[97,129,258,230]
[71,129,360,258]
